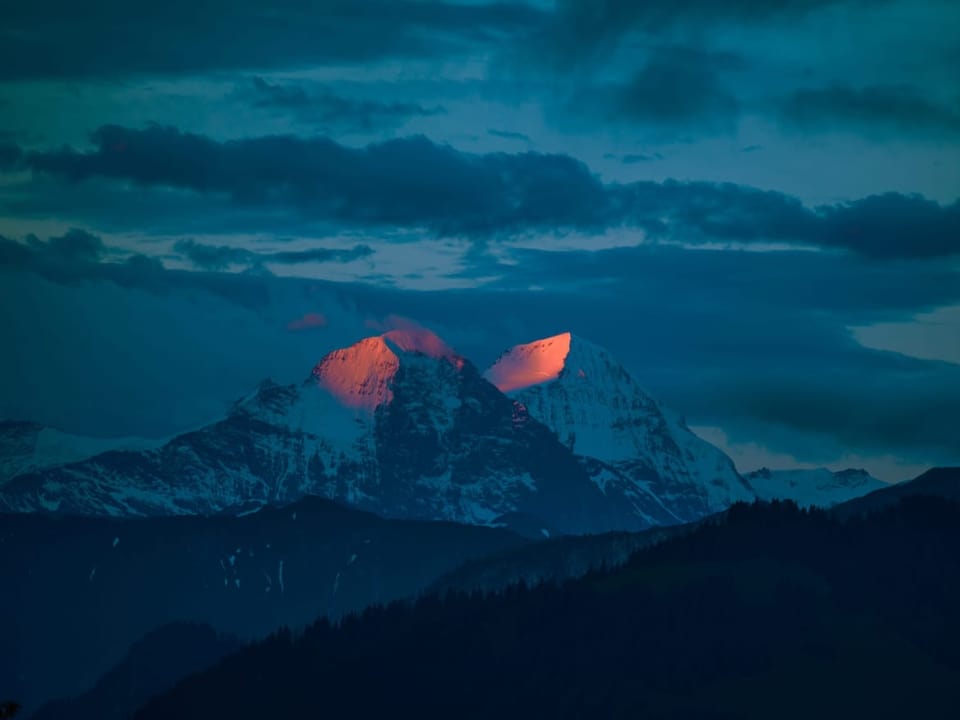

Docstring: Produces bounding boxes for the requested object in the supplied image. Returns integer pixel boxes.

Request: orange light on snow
[485,332,572,393]
[312,324,461,410]
[312,336,400,410]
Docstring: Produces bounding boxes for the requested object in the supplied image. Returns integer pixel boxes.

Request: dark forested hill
[29,623,239,720]
[429,524,682,596]
[834,466,960,518]
[134,498,960,720]
[0,497,527,713]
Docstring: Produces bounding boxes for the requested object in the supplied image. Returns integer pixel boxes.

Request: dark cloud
[488,129,531,141]
[249,77,313,110]
[266,245,373,264]
[0,143,23,170]
[0,0,544,80]
[247,77,445,132]
[619,180,819,244]
[25,125,611,236]
[622,153,664,164]
[174,238,373,270]
[1,228,105,269]
[0,173,323,237]
[172,240,250,270]
[739,145,763,153]
[460,243,960,321]
[0,228,170,294]
[0,235,33,267]
[32,228,105,262]
[558,47,743,136]
[604,49,740,132]
[0,229,271,308]
[816,193,960,259]
[20,125,960,257]
[537,0,865,66]
[780,84,960,139]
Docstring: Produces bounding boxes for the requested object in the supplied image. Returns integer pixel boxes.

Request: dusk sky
[1,0,959,481]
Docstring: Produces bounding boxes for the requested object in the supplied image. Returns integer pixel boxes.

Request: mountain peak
[311,327,462,411]
[312,336,400,410]
[482,331,755,517]
[484,332,579,393]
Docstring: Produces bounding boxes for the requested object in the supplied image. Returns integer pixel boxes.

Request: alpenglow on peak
[483,332,577,393]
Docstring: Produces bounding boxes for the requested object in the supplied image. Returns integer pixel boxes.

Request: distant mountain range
[746,466,886,507]
[0,330,895,530]
[0,420,163,485]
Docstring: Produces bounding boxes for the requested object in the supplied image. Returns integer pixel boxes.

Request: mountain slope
[429,524,683,597]
[485,332,755,523]
[745,467,887,508]
[0,496,528,713]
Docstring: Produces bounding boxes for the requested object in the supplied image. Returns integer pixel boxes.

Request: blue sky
[1,0,958,481]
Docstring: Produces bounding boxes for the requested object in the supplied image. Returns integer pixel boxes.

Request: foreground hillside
[0,497,526,712]
[136,497,960,719]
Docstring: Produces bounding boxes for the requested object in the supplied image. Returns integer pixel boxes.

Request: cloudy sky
[1,0,958,481]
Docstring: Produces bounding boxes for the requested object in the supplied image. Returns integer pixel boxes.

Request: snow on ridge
[746,467,886,508]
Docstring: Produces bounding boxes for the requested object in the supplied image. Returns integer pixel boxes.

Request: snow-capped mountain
[0,328,758,533]
[745,467,886,508]
[0,420,163,486]
[0,329,639,534]
[484,332,756,523]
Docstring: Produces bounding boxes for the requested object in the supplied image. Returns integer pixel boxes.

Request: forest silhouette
[134,497,960,719]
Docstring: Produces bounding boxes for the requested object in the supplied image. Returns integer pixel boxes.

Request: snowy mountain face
[484,333,756,523]
[745,467,886,508]
[0,330,640,534]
